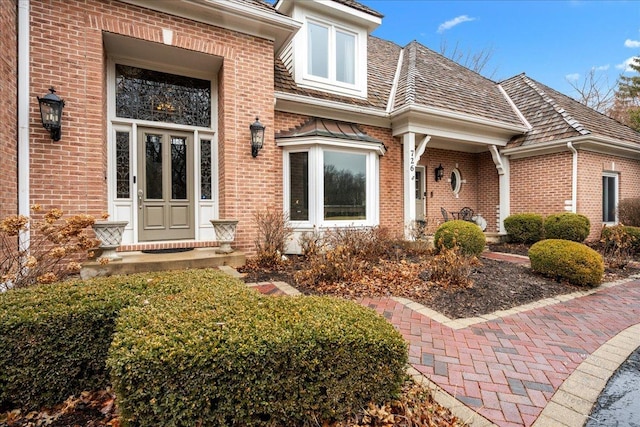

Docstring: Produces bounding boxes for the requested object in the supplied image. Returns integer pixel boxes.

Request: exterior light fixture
[250,117,265,158]
[435,163,444,182]
[37,87,65,141]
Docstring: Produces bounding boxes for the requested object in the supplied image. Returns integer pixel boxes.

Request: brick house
[2,0,639,256]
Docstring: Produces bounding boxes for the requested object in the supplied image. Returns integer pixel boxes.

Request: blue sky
[360,1,640,99]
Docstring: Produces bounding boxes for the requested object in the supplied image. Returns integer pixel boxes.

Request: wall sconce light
[37,87,65,141]
[250,117,265,157]
[435,163,444,181]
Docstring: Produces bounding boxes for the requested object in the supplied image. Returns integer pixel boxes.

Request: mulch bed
[241,243,640,320]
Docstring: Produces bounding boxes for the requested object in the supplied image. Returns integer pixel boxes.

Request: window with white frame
[602,173,618,223]
[285,145,378,227]
[306,20,356,86]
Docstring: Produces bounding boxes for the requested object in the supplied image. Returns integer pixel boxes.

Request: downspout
[567,142,577,213]
[18,0,30,251]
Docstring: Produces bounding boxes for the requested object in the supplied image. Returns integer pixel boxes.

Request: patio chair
[440,207,449,222]
[459,207,474,221]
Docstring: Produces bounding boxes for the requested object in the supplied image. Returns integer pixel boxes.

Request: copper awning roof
[275,117,383,143]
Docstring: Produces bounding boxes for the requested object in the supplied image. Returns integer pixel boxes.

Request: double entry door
[137,127,194,241]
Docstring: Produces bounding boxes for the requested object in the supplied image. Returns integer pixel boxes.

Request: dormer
[275,0,382,99]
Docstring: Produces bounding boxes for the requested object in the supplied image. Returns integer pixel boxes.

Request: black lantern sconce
[435,163,444,182]
[250,117,265,157]
[37,87,65,141]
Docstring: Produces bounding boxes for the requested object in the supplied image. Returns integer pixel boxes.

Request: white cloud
[624,39,640,48]
[616,57,637,72]
[437,15,476,34]
[565,73,580,81]
[593,64,610,71]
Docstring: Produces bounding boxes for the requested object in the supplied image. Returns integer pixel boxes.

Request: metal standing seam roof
[275,117,383,143]
[501,74,640,147]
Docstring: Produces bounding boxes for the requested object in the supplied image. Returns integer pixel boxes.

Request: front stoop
[80,248,246,280]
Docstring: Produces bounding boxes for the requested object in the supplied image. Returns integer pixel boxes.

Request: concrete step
[80,248,246,280]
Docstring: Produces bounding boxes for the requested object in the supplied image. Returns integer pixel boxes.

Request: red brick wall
[577,150,640,240]
[27,0,276,252]
[510,152,572,217]
[0,0,18,219]
[420,148,498,230]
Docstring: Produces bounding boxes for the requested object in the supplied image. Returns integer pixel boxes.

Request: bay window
[284,145,379,227]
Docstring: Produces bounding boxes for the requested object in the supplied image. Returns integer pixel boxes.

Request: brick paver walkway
[247,253,640,427]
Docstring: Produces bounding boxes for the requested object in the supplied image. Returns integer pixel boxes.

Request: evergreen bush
[543,213,590,242]
[433,220,486,256]
[503,213,544,243]
[108,285,407,427]
[528,239,604,287]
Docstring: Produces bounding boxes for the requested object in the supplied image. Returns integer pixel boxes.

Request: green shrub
[503,213,544,243]
[108,285,407,427]
[543,213,590,242]
[618,198,640,227]
[528,239,604,287]
[434,220,486,256]
[0,269,238,411]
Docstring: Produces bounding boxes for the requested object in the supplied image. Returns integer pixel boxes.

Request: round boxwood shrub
[434,220,486,256]
[504,213,544,243]
[543,213,590,242]
[108,282,407,427]
[528,239,604,287]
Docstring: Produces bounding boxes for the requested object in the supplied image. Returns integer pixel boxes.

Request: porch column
[489,145,510,234]
[402,132,416,238]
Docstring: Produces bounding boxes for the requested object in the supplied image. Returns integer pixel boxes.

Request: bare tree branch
[439,39,498,79]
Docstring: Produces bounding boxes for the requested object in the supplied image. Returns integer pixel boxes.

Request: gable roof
[501,74,640,147]
[393,41,524,127]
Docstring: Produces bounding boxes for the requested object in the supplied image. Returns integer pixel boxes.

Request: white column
[489,145,510,234]
[402,132,416,238]
[18,0,31,252]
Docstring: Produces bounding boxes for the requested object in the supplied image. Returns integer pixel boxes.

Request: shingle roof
[274,36,401,109]
[501,74,640,147]
[332,0,384,18]
[393,42,524,127]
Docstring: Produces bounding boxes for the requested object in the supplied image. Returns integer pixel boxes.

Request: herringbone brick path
[249,254,640,427]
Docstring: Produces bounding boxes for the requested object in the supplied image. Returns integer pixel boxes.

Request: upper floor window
[307,21,356,85]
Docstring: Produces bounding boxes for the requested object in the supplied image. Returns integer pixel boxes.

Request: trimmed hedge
[504,213,544,243]
[543,213,590,242]
[434,220,486,256]
[0,270,242,411]
[528,239,604,287]
[108,284,407,427]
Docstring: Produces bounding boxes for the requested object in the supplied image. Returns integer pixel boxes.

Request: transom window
[306,20,356,86]
[115,64,211,127]
[286,146,378,226]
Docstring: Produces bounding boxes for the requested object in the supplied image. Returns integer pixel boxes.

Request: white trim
[567,141,577,213]
[502,135,640,160]
[119,0,301,53]
[277,135,386,155]
[498,84,532,130]
[402,133,416,235]
[415,165,426,221]
[386,47,404,113]
[18,0,30,252]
